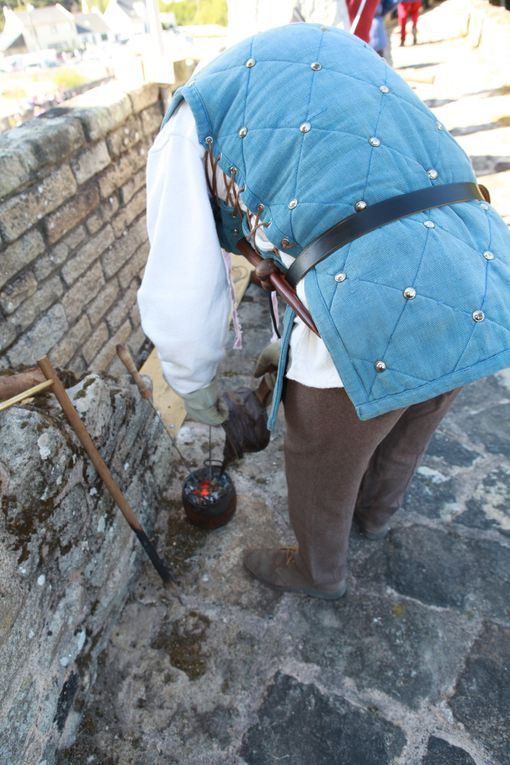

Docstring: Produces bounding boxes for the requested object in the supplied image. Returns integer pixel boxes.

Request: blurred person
[398,0,421,45]
[138,24,510,600]
[292,0,379,41]
[291,0,351,29]
[346,0,380,40]
[369,0,398,58]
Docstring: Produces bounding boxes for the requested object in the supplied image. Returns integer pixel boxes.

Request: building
[103,0,148,39]
[74,10,114,45]
[0,4,79,55]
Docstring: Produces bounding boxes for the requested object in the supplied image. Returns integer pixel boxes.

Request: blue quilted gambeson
[165,23,510,421]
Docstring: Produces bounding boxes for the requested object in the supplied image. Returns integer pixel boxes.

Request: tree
[159,0,227,26]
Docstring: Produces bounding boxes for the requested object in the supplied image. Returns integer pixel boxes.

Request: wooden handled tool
[0,368,46,403]
[0,378,53,411]
[237,237,320,336]
[36,357,180,592]
[115,344,152,400]
[116,344,193,472]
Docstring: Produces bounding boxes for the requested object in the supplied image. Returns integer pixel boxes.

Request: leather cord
[286,182,486,287]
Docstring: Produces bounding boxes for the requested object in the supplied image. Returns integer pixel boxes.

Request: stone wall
[0,81,177,765]
[0,372,172,765]
[0,82,167,375]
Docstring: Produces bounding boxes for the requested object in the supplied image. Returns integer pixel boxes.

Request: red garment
[398,1,421,42]
[346,0,380,42]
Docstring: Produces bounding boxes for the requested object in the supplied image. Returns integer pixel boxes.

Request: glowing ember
[195,480,212,498]
[183,465,233,509]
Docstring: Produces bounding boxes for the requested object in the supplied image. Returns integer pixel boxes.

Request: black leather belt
[286,182,486,287]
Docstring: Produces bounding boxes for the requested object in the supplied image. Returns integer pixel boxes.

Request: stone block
[118,242,148,290]
[44,184,100,245]
[71,354,87,374]
[240,673,406,765]
[0,145,36,200]
[102,217,146,279]
[62,260,105,323]
[127,325,148,358]
[403,465,457,520]
[426,429,478,467]
[0,672,36,764]
[98,146,147,199]
[129,84,161,114]
[0,117,84,199]
[6,303,68,366]
[107,356,128,378]
[422,737,476,765]
[71,141,111,185]
[385,526,510,619]
[108,326,150,377]
[297,591,472,709]
[33,226,86,281]
[62,225,115,286]
[120,168,146,207]
[0,270,38,315]
[70,84,133,142]
[112,189,146,238]
[455,464,510,538]
[131,299,140,327]
[449,376,503,414]
[141,104,164,136]
[0,373,162,765]
[107,115,143,159]
[24,113,86,164]
[0,316,16,354]
[86,211,105,236]
[459,400,510,457]
[106,283,137,333]
[0,166,77,243]
[82,322,110,365]
[49,314,92,368]
[91,320,131,372]
[86,195,120,235]
[87,280,121,327]
[449,622,510,763]
[10,274,65,332]
[0,229,46,290]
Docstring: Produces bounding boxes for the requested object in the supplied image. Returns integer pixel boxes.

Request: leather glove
[182,379,228,425]
[221,387,270,467]
[254,340,281,379]
[254,340,281,404]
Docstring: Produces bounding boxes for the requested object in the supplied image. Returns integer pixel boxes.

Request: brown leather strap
[287,182,486,287]
[237,238,320,336]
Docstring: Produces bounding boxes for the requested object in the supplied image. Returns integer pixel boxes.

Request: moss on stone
[162,497,208,577]
[2,493,56,564]
[151,610,211,680]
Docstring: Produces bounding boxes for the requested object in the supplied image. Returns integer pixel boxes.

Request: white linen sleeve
[137,103,231,396]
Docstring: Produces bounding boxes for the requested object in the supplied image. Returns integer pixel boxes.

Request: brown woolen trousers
[283,381,460,588]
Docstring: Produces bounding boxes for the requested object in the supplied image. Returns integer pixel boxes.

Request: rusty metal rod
[236,237,320,337]
[37,356,180,591]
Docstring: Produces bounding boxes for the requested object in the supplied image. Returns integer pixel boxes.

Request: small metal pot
[182,463,236,529]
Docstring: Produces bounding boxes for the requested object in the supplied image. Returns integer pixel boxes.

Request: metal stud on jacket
[163,24,510,422]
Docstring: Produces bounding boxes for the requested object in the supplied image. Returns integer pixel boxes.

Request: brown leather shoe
[243,547,347,600]
[353,514,391,541]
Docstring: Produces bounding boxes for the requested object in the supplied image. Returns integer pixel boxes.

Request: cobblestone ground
[58,5,510,765]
